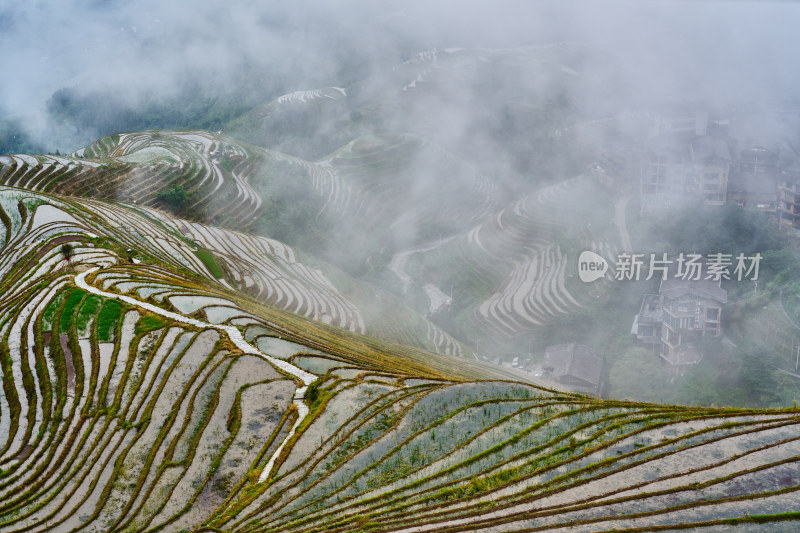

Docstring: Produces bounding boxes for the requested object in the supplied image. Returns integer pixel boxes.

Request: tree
[157,184,188,213]
[609,347,670,402]
[734,340,783,406]
[60,243,74,269]
[306,380,321,406]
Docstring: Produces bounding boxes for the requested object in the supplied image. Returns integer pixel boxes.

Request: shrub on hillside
[157,184,188,212]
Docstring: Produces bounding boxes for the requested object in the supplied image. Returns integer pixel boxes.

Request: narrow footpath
[614,195,633,253]
[74,267,316,483]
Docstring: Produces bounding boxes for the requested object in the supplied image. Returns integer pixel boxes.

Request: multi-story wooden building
[778,150,800,229]
[632,277,727,367]
[727,145,779,210]
[640,136,691,214]
[689,136,731,205]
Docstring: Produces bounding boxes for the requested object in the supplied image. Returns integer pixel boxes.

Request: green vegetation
[41,291,66,331]
[645,202,785,257]
[194,247,225,278]
[75,293,101,332]
[252,158,328,252]
[305,381,319,406]
[58,288,86,334]
[0,118,43,154]
[97,299,124,341]
[59,242,74,264]
[134,314,167,335]
[157,184,188,212]
[609,341,799,408]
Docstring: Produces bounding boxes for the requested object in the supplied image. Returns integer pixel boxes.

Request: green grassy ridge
[194,248,226,279]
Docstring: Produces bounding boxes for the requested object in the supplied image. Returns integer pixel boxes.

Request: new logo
[578,251,608,282]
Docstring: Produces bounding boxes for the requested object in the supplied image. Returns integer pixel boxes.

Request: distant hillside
[224,45,627,185]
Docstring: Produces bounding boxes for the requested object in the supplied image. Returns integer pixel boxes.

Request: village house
[778,149,800,230]
[727,144,779,210]
[649,106,710,138]
[635,105,800,219]
[632,275,727,367]
[630,293,663,349]
[639,116,733,214]
[640,135,691,214]
[542,343,603,395]
[689,135,731,205]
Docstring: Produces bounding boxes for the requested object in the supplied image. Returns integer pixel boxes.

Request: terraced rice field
[0,185,372,337]
[0,130,266,230]
[312,133,498,231]
[398,175,618,340]
[2,131,800,531]
[276,87,347,105]
[0,184,475,531]
[178,221,365,333]
[469,176,618,336]
[201,383,800,532]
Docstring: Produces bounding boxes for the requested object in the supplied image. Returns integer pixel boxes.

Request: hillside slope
[0,183,799,531]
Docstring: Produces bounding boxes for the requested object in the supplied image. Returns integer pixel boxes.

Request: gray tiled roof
[543,343,603,386]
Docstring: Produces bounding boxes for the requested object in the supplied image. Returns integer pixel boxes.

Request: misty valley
[1,1,800,531]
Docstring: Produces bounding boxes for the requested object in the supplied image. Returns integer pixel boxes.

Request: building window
[649,170,665,185]
[707,308,719,321]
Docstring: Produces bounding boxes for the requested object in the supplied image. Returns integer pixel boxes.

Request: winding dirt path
[615,195,633,253]
[74,267,316,483]
[388,236,457,294]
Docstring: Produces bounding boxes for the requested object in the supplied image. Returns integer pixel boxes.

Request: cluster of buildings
[521,102,798,390]
[630,102,800,368]
[639,103,800,232]
[539,274,728,387]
